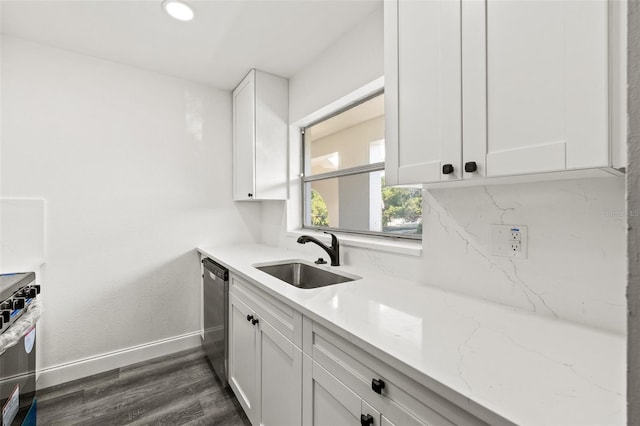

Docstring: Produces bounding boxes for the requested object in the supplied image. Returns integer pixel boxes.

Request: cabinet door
[228,294,258,423]
[380,405,431,426]
[385,0,462,185]
[253,70,289,200]
[258,318,303,426]
[463,0,609,178]
[311,361,381,426]
[233,70,256,200]
[381,416,396,426]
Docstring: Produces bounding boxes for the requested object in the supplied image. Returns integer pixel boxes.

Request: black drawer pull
[251,318,259,325]
[360,414,374,426]
[442,163,454,174]
[246,315,254,322]
[464,161,478,173]
[371,378,385,394]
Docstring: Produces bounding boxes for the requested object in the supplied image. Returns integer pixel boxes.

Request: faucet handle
[323,231,339,248]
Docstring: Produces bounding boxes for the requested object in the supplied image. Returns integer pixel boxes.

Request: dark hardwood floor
[36,347,251,425]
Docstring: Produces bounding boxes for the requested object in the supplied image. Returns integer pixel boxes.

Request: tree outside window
[311,189,329,226]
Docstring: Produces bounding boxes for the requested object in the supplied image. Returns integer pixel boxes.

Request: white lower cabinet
[227,275,503,426]
[228,283,302,426]
[311,360,381,426]
[229,294,258,418]
[381,415,395,426]
[309,358,422,426]
[306,324,459,426]
[306,323,500,426]
[259,318,302,426]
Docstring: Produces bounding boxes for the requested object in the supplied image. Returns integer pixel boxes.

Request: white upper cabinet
[464,0,609,178]
[233,69,289,200]
[384,0,462,185]
[385,0,626,185]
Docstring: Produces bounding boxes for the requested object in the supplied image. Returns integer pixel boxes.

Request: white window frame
[300,90,422,241]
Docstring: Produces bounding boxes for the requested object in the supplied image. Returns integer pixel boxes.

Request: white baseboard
[36,331,202,390]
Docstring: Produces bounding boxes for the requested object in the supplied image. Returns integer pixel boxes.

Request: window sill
[286,230,422,257]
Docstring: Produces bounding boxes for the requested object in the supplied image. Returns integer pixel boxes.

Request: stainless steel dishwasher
[202,258,228,387]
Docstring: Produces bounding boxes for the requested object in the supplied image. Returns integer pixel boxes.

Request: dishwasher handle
[203,258,229,281]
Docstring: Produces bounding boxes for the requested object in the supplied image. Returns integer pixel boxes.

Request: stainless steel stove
[0,273,39,333]
[1,272,40,426]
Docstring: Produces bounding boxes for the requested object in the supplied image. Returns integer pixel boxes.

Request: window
[302,93,422,239]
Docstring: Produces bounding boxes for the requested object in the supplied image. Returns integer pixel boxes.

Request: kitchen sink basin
[254,260,360,289]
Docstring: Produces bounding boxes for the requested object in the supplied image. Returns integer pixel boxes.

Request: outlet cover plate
[491,225,528,258]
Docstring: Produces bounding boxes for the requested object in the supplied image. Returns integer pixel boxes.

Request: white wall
[0,37,262,385]
[0,199,45,269]
[262,5,627,334]
[289,5,384,124]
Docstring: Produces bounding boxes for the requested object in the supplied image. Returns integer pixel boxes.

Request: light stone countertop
[198,244,625,426]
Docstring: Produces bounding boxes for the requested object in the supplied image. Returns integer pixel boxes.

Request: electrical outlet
[491,225,528,258]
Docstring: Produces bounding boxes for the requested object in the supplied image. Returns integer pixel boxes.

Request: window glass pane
[305,172,422,236]
[305,94,385,176]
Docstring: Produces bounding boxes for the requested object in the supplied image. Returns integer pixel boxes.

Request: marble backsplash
[271,176,627,334]
[420,177,626,333]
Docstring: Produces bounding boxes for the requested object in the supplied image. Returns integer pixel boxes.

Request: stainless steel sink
[254,260,360,289]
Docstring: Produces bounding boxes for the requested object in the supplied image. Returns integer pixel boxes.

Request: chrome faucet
[297,232,340,266]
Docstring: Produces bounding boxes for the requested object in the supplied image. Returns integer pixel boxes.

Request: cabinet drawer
[311,323,490,426]
[230,274,302,347]
[312,360,382,426]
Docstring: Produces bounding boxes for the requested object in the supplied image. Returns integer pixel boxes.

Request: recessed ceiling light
[162,0,194,21]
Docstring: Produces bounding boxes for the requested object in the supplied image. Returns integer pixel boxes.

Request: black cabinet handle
[246,315,254,322]
[371,378,385,394]
[247,193,253,198]
[442,164,454,175]
[360,414,374,426]
[251,318,259,325]
[464,161,478,173]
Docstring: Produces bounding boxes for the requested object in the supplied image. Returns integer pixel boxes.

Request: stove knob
[26,288,37,298]
[14,298,25,309]
[1,310,10,323]
[0,300,12,310]
[34,285,41,294]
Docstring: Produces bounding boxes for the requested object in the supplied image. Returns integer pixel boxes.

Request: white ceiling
[0,0,381,90]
